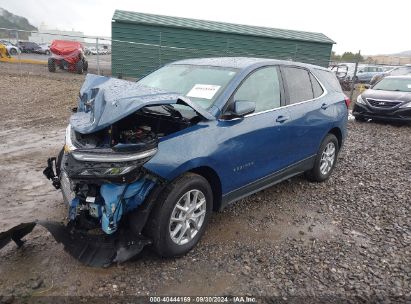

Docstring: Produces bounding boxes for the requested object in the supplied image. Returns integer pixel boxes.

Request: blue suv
[41,57,348,266]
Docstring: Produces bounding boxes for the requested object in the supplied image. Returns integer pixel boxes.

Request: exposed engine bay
[0,74,209,267]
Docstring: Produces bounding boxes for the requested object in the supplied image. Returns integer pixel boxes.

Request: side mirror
[232,100,256,116]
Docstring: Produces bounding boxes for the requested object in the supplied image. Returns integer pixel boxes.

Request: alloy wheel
[320,142,336,175]
[169,189,206,245]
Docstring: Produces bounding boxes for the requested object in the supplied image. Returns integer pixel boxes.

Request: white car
[88,47,98,55]
[35,43,50,55]
[0,40,20,55]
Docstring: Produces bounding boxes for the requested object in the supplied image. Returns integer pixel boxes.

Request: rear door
[280,66,330,163]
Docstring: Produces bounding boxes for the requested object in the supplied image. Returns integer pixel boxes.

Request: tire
[83,60,88,72]
[145,173,213,257]
[76,60,84,74]
[305,134,339,182]
[45,50,50,55]
[9,48,17,55]
[48,58,56,72]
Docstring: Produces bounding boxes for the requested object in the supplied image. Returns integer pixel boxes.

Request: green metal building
[111,10,335,78]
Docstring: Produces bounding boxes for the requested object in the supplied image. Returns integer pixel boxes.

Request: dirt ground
[0,62,410,302]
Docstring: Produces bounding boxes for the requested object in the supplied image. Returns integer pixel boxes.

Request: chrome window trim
[243,71,328,118]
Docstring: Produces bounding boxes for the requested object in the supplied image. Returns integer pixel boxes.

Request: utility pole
[349,50,361,101]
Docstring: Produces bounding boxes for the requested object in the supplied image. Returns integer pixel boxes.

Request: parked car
[353,75,411,122]
[370,65,411,86]
[0,43,10,58]
[3,58,348,267]
[87,47,98,55]
[329,64,351,91]
[0,40,20,55]
[17,41,40,53]
[352,66,384,83]
[48,40,88,74]
[34,43,50,55]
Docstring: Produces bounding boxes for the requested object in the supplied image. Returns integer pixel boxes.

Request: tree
[331,51,341,61]
[340,52,363,62]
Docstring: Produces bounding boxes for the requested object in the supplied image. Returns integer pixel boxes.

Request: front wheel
[9,48,17,55]
[48,58,56,72]
[145,173,213,257]
[305,134,339,182]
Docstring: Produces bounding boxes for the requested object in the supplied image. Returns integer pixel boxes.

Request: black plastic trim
[220,155,316,210]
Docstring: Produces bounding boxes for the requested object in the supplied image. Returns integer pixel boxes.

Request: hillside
[0,7,37,39]
[393,50,411,57]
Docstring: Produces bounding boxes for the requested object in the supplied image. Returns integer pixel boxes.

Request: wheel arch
[189,166,222,212]
[328,127,343,149]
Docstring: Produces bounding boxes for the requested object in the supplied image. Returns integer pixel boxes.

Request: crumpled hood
[70,74,215,134]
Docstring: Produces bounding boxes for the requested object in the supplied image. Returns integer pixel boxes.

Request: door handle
[321,103,329,110]
[276,115,289,123]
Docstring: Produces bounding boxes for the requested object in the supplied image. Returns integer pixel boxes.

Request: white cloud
[1,0,409,55]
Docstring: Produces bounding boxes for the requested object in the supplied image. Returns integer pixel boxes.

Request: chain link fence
[1,27,408,99]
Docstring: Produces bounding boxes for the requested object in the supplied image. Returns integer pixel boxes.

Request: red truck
[48,40,88,74]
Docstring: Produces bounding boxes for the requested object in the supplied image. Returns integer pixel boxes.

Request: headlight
[64,125,77,152]
[79,166,137,176]
[400,102,411,108]
[356,95,366,105]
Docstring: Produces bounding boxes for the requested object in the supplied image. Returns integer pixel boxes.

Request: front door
[214,66,294,194]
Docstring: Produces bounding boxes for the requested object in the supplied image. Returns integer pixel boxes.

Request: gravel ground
[0,63,410,303]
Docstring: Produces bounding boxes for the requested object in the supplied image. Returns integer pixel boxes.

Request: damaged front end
[2,74,207,267]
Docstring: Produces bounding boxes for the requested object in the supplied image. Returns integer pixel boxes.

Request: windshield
[138,64,238,109]
[390,67,411,76]
[373,78,411,92]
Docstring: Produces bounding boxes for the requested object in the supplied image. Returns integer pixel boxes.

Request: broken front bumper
[0,221,151,267]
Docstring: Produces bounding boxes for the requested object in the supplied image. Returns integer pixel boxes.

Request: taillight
[344,96,351,108]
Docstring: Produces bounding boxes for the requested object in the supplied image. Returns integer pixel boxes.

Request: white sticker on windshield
[187,84,221,100]
[408,84,411,88]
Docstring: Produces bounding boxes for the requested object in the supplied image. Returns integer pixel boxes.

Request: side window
[315,69,343,93]
[234,66,281,113]
[282,67,314,104]
[310,73,324,98]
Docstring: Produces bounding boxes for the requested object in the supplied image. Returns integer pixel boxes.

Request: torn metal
[1,73,208,267]
[0,221,151,267]
[72,74,214,134]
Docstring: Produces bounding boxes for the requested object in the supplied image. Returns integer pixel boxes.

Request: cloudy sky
[1,0,409,55]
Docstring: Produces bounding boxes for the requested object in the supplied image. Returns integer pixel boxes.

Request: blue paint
[100,178,155,234]
[142,58,348,194]
[68,198,79,221]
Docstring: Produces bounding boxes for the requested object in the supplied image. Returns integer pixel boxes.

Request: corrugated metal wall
[112,22,332,79]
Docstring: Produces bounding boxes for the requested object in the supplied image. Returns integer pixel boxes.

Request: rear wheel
[48,58,56,72]
[305,134,339,182]
[9,48,17,55]
[145,173,213,257]
[83,60,88,72]
[76,60,84,74]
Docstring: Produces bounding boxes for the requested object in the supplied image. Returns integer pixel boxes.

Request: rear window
[310,74,324,98]
[315,69,343,92]
[282,67,313,104]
